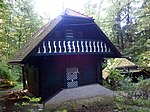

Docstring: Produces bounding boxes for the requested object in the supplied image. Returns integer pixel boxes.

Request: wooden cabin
[103,58,150,82]
[9,9,121,100]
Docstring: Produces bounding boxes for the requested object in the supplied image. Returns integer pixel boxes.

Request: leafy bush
[120,77,135,91]
[105,68,124,90]
[114,78,150,112]
[0,61,14,80]
[136,79,150,99]
[0,61,22,88]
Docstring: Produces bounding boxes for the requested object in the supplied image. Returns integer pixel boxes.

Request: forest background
[0,0,149,86]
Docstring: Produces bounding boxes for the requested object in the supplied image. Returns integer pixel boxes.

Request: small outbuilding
[103,58,150,82]
[9,9,121,101]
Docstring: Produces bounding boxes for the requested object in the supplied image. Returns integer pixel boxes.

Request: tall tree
[83,0,150,67]
[106,0,150,67]
[0,0,43,61]
[125,0,150,67]
[0,0,11,60]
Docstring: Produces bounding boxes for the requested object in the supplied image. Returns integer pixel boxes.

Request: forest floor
[0,89,37,112]
[0,88,115,112]
[1,84,149,112]
[0,80,115,112]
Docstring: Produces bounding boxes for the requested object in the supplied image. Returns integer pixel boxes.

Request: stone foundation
[44,84,114,111]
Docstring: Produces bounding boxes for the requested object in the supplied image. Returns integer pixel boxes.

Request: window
[65,29,74,39]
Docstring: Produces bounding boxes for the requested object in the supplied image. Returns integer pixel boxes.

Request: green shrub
[114,79,150,111]
[120,76,135,91]
[137,79,150,92]
[132,99,150,107]
[0,61,14,80]
[0,61,22,88]
[105,68,124,90]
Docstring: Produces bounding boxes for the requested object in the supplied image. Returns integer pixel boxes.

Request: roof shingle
[9,9,93,63]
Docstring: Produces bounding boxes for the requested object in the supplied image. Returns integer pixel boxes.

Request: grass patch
[13,82,23,90]
[0,91,5,97]
[124,105,150,112]
[132,99,150,107]
[114,91,150,112]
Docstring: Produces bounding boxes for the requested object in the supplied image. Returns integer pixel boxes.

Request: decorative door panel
[66,67,79,88]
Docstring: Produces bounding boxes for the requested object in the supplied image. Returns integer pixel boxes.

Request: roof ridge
[61,8,92,19]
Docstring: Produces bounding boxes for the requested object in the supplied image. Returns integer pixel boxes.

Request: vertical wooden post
[97,59,103,85]
[22,66,26,90]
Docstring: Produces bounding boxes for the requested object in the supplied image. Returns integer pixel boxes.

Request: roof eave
[61,15,94,20]
[8,16,63,64]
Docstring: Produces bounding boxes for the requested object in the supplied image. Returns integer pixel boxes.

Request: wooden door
[66,67,79,88]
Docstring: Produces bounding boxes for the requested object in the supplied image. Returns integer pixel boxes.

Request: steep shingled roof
[61,8,93,19]
[9,9,93,63]
[9,16,62,63]
[111,58,136,68]
[9,9,121,63]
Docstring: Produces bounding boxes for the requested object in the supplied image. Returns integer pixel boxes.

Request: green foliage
[22,96,42,111]
[132,98,150,107]
[105,68,124,90]
[55,109,68,112]
[0,61,14,80]
[84,0,150,68]
[119,77,135,91]
[84,0,98,18]
[115,95,150,112]
[0,60,23,88]
[27,109,34,112]
[138,51,150,68]
[139,79,150,90]
[0,59,22,84]
[0,0,43,61]
[125,107,150,112]
[0,0,43,86]
[136,79,150,98]
[23,96,41,103]
[114,79,150,111]
[113,0,150,66]
[14,96,43,112]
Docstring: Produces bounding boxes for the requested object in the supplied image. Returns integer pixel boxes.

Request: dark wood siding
[39,56,64,100]
[37,55,101,100]
[24,64,39,96]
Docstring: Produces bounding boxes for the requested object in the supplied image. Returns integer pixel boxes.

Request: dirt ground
[0,89,28,112]
[0,89,115,112]
[69,105,114,112]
